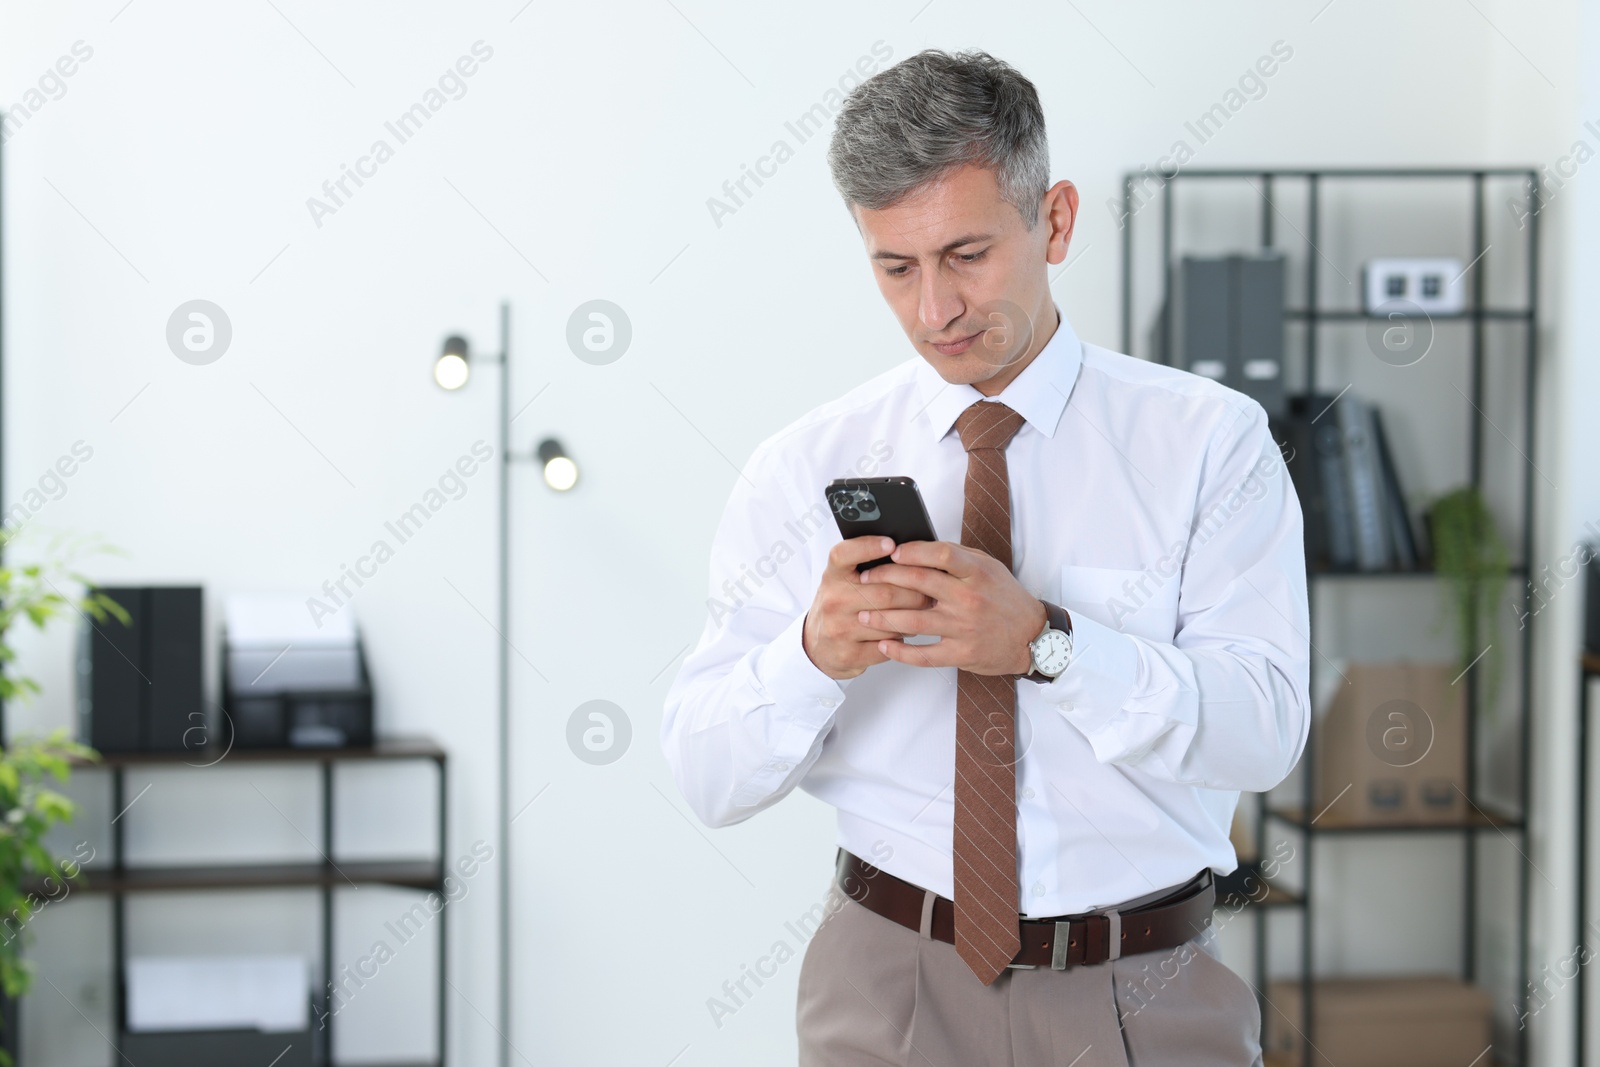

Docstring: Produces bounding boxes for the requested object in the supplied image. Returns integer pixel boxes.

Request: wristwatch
[1022,600,1073,683]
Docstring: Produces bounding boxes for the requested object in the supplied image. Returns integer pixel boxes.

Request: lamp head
[435,335,471,390]
[537,438,578,491]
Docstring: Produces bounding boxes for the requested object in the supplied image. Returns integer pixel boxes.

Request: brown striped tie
[951,399,1026,984]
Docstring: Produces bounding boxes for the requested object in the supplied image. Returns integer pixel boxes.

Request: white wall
[0,0,1588,1064]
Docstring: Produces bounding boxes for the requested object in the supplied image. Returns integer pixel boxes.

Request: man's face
[852,163,1077,393]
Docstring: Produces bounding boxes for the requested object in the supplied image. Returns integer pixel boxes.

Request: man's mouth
[929,329,984,356]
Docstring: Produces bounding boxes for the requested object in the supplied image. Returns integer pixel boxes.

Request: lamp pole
[473,299,512,1067]
[491,301,512,1067]
[438,301,514,1067]
[439,302,572,1067]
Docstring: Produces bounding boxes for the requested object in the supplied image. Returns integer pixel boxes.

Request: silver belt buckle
[1050,920,1072,970]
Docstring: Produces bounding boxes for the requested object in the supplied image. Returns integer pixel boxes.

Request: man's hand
[856,540,1047,676]
[802,536,938,680]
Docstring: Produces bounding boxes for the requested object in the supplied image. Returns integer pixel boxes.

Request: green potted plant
[0,530,127,1064]
[1425,485,1510,721]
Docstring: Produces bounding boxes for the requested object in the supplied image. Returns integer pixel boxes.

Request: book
[1369,406,1419,570]
[1339,395,1392,571]
[1311,399,1358,569]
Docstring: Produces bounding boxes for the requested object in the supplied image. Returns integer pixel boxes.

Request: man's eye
[958,250,987,264]
[886,265,910,277]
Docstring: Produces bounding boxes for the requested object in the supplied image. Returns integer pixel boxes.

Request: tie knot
[954,400,1026,453]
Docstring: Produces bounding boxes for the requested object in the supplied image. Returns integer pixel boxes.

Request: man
[662,48,1309,1066]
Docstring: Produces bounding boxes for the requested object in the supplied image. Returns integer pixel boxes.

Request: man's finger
[827,535,896,577]
[887,539,979,578]
[849,583,937,611]
[877,636,956,668]
[860,607,954,637]
[860,562,955,600]
[869,586,938,610]
[836,568,932,620]
[847,621,912,642]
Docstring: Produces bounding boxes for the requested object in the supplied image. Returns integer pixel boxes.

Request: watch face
[1032,630,1072,676]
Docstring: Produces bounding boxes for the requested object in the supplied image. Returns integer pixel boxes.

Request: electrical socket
[1362,256,1466,315]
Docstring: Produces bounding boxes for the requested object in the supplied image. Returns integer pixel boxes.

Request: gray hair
[827,49,1050,229]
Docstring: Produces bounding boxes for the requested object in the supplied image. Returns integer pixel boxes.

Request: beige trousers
[796,883,1262,1067]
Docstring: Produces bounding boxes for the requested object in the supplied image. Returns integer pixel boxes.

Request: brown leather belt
[834,849,1215,969]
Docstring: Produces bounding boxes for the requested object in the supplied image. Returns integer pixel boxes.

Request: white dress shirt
[660,307,1311,917]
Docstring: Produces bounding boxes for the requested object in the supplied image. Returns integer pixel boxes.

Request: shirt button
[1022,786,1036,799]
[1031,882,1045,897]
[773,762,790,771]
[820,698,839,709]
[1058,701,1074,712]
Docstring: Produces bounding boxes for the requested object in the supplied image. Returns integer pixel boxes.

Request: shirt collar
[912,304,1085,443]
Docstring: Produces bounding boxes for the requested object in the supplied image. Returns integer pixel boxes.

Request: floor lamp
[434,302,575,1067]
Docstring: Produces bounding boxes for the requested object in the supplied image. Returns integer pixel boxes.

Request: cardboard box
[1317,661,1465,824]
[1264,976,1494,1067]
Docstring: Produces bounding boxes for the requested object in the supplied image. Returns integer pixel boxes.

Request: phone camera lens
[841,506,860,521]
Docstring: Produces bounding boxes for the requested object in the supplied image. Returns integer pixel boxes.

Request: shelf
[29,721,450,1064]
[1311,566,1440,579]
[72,735,446,768]
[1162,166,1537,179]
[1267,805,1522,833]
[1263,1056,1507,1067]
[1131,163,1540,1067]
[28,859,443,895]
[1309,563,1526,579]
[1284,307,1533,322]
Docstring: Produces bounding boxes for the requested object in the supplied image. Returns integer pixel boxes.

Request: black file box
[76,585,204,753]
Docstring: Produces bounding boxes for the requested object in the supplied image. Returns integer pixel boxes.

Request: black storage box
[75,585,204,753]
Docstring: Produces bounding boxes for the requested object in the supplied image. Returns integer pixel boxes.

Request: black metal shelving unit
[1577,652,1600,1066]
[1121,167,1540,1067]
[21,737,449,1067]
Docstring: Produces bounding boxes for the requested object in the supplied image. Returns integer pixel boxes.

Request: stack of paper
[225,593,361,693]
[127,955,309,1033]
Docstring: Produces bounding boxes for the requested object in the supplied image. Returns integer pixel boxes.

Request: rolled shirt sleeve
[1035,398,1312,793]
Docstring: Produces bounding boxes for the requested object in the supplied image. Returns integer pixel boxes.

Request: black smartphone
[825,476,939,571]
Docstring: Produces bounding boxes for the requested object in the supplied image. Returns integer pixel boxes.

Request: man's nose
[918,265,965,334]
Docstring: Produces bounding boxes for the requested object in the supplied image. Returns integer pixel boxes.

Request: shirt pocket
[1059,563,1182,643]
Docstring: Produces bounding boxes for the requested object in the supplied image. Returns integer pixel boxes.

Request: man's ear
[1042,180,1078,266]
